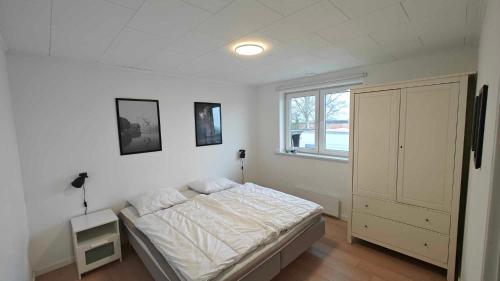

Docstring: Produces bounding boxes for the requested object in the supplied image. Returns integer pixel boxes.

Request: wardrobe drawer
[352,212,449,265]
[353,196,450,234]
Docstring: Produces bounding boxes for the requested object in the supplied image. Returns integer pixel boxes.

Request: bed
[119,183,325,281]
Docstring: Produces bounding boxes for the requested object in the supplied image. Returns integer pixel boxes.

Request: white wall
[254,47,478,219]
[461,0,500,279]
[0,36,31,280]
[7,54,258,274]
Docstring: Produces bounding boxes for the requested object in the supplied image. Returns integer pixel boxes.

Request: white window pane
[324,91,349,151]
[290,95,316,149]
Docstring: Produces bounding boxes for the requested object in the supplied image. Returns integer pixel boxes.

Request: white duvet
[135,183,323,281]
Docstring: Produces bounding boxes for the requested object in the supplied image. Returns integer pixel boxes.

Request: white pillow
[129,188,187,216]
[187,177,238,194]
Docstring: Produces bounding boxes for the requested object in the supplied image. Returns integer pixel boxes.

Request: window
[284,85,353,158]
[286,91,318,153]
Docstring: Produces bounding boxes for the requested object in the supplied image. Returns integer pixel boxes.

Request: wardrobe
[348,74,473,281]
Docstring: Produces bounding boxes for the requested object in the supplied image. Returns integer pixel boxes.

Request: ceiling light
[234,43,264,56]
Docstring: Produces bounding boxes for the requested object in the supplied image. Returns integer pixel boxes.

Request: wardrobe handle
[364,225,368,229]
[424,243,428,247]
[425,218,430,222]
[365,204,369,208]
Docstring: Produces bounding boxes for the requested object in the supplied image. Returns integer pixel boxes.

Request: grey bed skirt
[119,212,325,281]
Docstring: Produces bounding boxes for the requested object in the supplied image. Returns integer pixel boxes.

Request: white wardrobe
[348,74,472,281]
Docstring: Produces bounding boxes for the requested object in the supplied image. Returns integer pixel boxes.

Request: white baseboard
[33,257,75,277]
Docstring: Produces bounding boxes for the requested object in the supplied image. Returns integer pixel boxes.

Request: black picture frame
[472,85,488,169]
[194,102,222,147]
[115,98,162,155]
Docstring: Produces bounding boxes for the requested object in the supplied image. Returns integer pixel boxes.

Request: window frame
[283,84,358,158]
[318,86,352,157]
[285,90,320,154]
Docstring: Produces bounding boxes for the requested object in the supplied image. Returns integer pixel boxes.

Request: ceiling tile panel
[0,0,51,55]
[281,33,332,52]
[361,5,423,59]
[313,35,393,65]
[267,42,312,59]
[309,46,367,67]
[259,54,322,73]
[357,4,410,36]
[254,54,329,82]
[193,66,262,84]
[256,0,321,16]
[183,0,233,13]
[232,51,285,70]
[163,31,227,57]
[316,20,366,44]
[52,0,135,60]
[416,0,467,50]
[373,34,424,59]
[174,48,245,75]
[420,37,466,54]
[101,28,174,67]
[195,0,282,42]
[261,0,348,41]
[401,0,448,25]
[140,48,194,72]
[105,0,144,10]
[330,0,398,19]
[465,0,482,35]
[127,0,211,38]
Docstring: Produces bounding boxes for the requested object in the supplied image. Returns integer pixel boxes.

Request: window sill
[275,151,349,163]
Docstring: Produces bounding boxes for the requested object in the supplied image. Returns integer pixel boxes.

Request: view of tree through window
[285,86,352,157]
[290,95,316,149]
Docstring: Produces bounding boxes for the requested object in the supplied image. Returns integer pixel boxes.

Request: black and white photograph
[116,98,162,155]
[194,102,222,146]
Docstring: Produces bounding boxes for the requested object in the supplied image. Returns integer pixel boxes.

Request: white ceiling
[0,0,482,85]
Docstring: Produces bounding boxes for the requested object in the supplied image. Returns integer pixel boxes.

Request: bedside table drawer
[76,235,121,273]
[85,241,115,264]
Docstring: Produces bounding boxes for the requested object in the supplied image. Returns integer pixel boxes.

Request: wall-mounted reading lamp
[71,172,89,215]
[239,150,246,183]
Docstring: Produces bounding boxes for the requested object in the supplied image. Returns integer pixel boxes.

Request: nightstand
[70,209,122,279]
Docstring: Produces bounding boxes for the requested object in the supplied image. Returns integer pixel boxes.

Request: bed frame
[119,213,325,281]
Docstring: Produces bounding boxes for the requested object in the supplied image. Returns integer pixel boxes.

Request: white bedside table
[70,209,122,279]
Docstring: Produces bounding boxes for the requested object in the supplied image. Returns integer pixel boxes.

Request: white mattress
[121,186,322,281]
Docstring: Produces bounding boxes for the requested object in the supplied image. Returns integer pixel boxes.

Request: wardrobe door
[397,83,460,211]
[353,90,400,200]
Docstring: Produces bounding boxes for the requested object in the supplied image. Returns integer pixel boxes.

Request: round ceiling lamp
[234,43,264,56]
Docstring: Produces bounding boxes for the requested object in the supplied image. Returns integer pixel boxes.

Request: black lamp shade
[71,172,88,188]
[239,149,246,159]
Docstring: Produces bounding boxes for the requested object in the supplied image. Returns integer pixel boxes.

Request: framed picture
[471,85,488,169]
[194,102,222,146]
[115,98,162,155]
